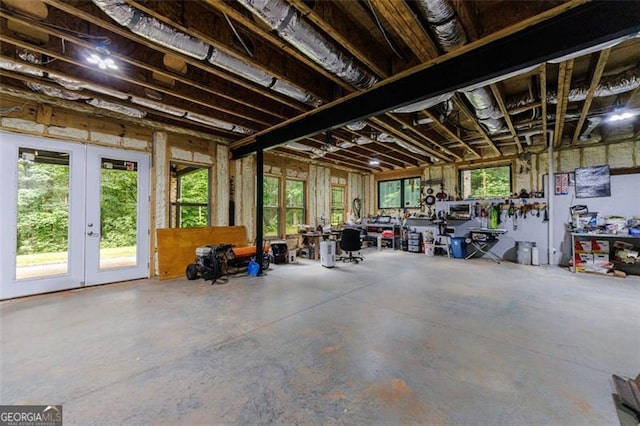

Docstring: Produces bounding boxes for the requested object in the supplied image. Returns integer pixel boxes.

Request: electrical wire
[223,12,253,58]
[365,0,403,60]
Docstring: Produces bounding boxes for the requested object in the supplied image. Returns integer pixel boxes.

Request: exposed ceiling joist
[553,59,575,147]
[571,48,611,145]
[232,1,640,159]
[490,83,523,153]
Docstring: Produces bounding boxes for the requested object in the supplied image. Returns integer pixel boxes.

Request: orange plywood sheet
[156,226,248,280]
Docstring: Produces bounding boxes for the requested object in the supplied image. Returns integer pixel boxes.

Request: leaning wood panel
[156,226,248,280]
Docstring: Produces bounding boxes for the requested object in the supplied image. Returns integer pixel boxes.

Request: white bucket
[425,242,435,256]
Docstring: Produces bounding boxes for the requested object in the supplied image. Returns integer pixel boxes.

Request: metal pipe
[256,149,264,275]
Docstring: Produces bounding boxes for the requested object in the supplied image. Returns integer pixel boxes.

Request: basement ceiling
[1,0,639,173]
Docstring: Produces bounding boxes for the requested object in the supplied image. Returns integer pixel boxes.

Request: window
[285,180,305,234]
[170,163,210,228]
[263,176,280,237]
[460,165,512,199]
[330,186,345,226]
[378,177,421,209]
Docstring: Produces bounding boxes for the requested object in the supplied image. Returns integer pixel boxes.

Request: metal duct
[392,92,452,113]
[285,142,314,151]
[49,74,130,99]
[87,98,146,118]
[346,121,366,131]
[396,139,429,156]
[354,136,373,145]
[414,0,505,134]
[236,0,377,89]
[579,117,602,141]
[26,82,89,101]
[338,141,355,148]
[413,117,434,125]
[415,0,467,52]
[519,129,554,146]
[547,66,640,104]
[0,57,44,77]
[185,112,252,134]
[131,96,186,117]
[91,0,320,106]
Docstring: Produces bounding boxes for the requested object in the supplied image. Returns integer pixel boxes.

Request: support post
[256,149,264,275]
[548,134,554,265]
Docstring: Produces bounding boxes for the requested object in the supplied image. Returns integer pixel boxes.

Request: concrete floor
[1,250,639,425]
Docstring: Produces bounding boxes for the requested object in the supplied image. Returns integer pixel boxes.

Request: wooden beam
[35,104,52,125]
[420,108,481,159]
[540,64,548,147]
[368,117,447,163]
[202,0,353,93]
[452,96,502,157]
[126,0,330,103]
[41,0,309,111]
[553,59,575,147]
[0,85,232,142]
[490,83,523,153]
[288,0,389,78]
[384,115,462,161]
[368,0,439,63]
[571,48,610,145]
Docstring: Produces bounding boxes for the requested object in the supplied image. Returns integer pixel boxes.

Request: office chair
[338,228,364,263]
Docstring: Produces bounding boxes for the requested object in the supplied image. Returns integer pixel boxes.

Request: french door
[0,133,150,299]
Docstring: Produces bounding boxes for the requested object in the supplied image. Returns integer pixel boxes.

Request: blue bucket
[450,237,467,259]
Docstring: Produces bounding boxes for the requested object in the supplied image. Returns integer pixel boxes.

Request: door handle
[87,231,100,237]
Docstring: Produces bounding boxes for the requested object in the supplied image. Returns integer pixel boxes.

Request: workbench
[465,228,508,263]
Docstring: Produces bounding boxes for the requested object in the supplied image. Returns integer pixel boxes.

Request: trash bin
[517,241,534,265]
[450,237,467,259]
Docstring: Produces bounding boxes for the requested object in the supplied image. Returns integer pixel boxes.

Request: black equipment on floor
[270,241,288,264]
[338,228,364,263]
[186,244,232,283]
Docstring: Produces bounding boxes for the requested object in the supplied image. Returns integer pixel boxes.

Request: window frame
[263,175,281,238]
[458,164,513,199]
[377,176,421,209]
[285,179,306,236]
[169,162,211,228]
[330,185,345,226]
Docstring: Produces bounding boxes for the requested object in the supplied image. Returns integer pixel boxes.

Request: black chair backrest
[340,228,362,252]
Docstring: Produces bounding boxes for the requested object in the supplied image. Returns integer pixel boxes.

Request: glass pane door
[85,146,149,286]
[1,133,85,299]
[16,148,71,280]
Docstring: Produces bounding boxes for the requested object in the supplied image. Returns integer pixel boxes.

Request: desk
[465,228,508,263]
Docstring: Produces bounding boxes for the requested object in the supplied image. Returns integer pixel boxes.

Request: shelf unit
[365,223,401,250]
[571,232,640,275]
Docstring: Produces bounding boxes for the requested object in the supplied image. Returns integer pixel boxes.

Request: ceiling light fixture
[86,53,118,70]
[369,158,380,166]
[608,110,634,122]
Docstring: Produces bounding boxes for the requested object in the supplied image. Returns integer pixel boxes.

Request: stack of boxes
[574,239,610,272]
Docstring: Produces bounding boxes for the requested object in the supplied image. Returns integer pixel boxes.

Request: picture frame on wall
[554,173,569,195]
[574,165,611,198]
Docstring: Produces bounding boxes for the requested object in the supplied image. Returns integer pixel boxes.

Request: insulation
[607,141,634,168]
[26,82,89,101]
[582,146,606,167]
[236,0,377,89]
[86,98,146,118]
[547,66,640,104]
[0,57,43,77]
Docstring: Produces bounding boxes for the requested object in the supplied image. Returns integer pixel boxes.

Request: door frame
[0,132,151,299]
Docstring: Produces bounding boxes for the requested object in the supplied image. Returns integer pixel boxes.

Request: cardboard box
[576,240,592,253]
[593,253,609,264]
[592,240,610,252]
[578,253,594,264]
